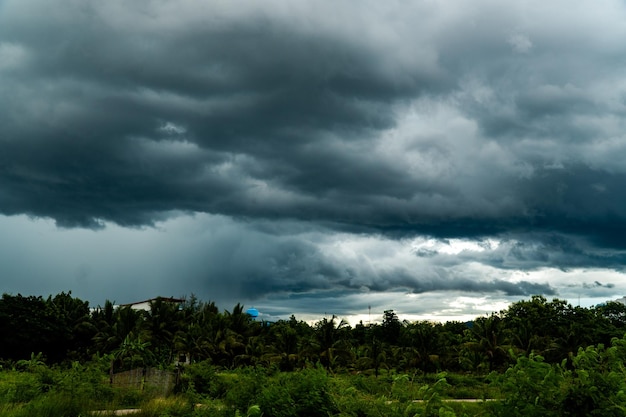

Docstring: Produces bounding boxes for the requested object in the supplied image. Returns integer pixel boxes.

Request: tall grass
[0,359,502,417]
[0,393,88,417]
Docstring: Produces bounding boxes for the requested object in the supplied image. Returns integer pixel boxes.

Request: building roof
[119,296,185,308]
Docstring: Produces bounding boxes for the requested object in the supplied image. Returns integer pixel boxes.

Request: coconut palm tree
[463,315,511,372]
[141,297,182,365]
[315,315,352,371]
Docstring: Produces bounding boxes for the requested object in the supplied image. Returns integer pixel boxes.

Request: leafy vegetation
[1,292,626,415]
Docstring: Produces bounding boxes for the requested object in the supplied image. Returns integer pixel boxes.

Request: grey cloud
[564,280,620,300]
[235,243,557,299]
[417,233,626,274]
[582,281,615,289]
[3,0,626,316]
[369,270,555,297]
[115,217,561,305]
[0,0,443,228]
[2,0,626,248]
[516,84,595,119]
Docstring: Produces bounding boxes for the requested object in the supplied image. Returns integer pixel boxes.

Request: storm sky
[2,0,626,323]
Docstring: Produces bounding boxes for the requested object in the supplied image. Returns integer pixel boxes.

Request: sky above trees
[2,0,626,322]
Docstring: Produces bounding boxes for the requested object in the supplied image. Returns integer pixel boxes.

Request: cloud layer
[2,0,626,319]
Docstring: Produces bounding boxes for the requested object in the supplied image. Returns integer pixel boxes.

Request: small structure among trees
[119,297,185,312]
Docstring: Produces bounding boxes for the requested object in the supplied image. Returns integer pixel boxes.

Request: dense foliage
[2,292,626,416]
[1,292,626,374]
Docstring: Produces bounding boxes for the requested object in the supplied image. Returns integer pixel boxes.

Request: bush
[351,374,391,396]
[112,387,144,408]
[255,367,336,417]
[179,361,217,397]
[561,343,626,417]
[7,392,90,417]
[492,341,626,417]
[490,354,565,417]
[0,372,41,404]
[223,369,266,412]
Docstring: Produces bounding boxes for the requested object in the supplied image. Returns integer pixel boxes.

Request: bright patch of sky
[411,238,501,255]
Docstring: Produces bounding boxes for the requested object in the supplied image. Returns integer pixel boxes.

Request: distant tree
[93,304,142,359]
[438,321,468,371]
[0,294,51,361]
[362,336,386,377]
[399,321,443,373]
[463,314,511,372]
[141,297,182,365]
[46,291,95,361]
[0,292,94,362]
[314,315,351,371]
[503,296,592,363]
[381,310,402,345]
[263,320,301,370]
[593,302,626,345]
[92,300,118,354]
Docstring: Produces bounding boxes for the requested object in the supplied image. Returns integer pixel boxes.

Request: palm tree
[401,321,443,373]
[92,300,118,352]
[358,337,386,377]
[93,304,142,357]
[47,292,96,361]
[261,321,301,370]
[141,297,181,365]
[463,315,511,372]
[315,315,352,371]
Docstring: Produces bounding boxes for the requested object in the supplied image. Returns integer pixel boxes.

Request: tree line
[1,292,626,375]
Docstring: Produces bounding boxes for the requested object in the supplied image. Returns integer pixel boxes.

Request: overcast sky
[2,0,626,324]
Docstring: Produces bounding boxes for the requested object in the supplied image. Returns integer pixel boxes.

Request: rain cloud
[2,0,626,320]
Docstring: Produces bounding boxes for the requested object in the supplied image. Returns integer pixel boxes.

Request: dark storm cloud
[367,270,555,296]
[0,0,446,229]
[3,0,626,310]
[2,0,625,240]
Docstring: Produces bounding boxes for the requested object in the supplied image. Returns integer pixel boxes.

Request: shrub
[492,341,626,417]
[223,369,266,412]
[255,367,336,417]
[490,353,565,417]
[0,371,41,404]
[8,392,90,417]
[179,361,217,397]
[112,387,144,408]
[351,374,390,396]
[561,343,626,417]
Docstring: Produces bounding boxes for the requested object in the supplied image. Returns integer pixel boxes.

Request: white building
[119,297,185,311]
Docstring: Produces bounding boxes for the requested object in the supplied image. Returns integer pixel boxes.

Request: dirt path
[91,409,141,415]
[412,398,497,403]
